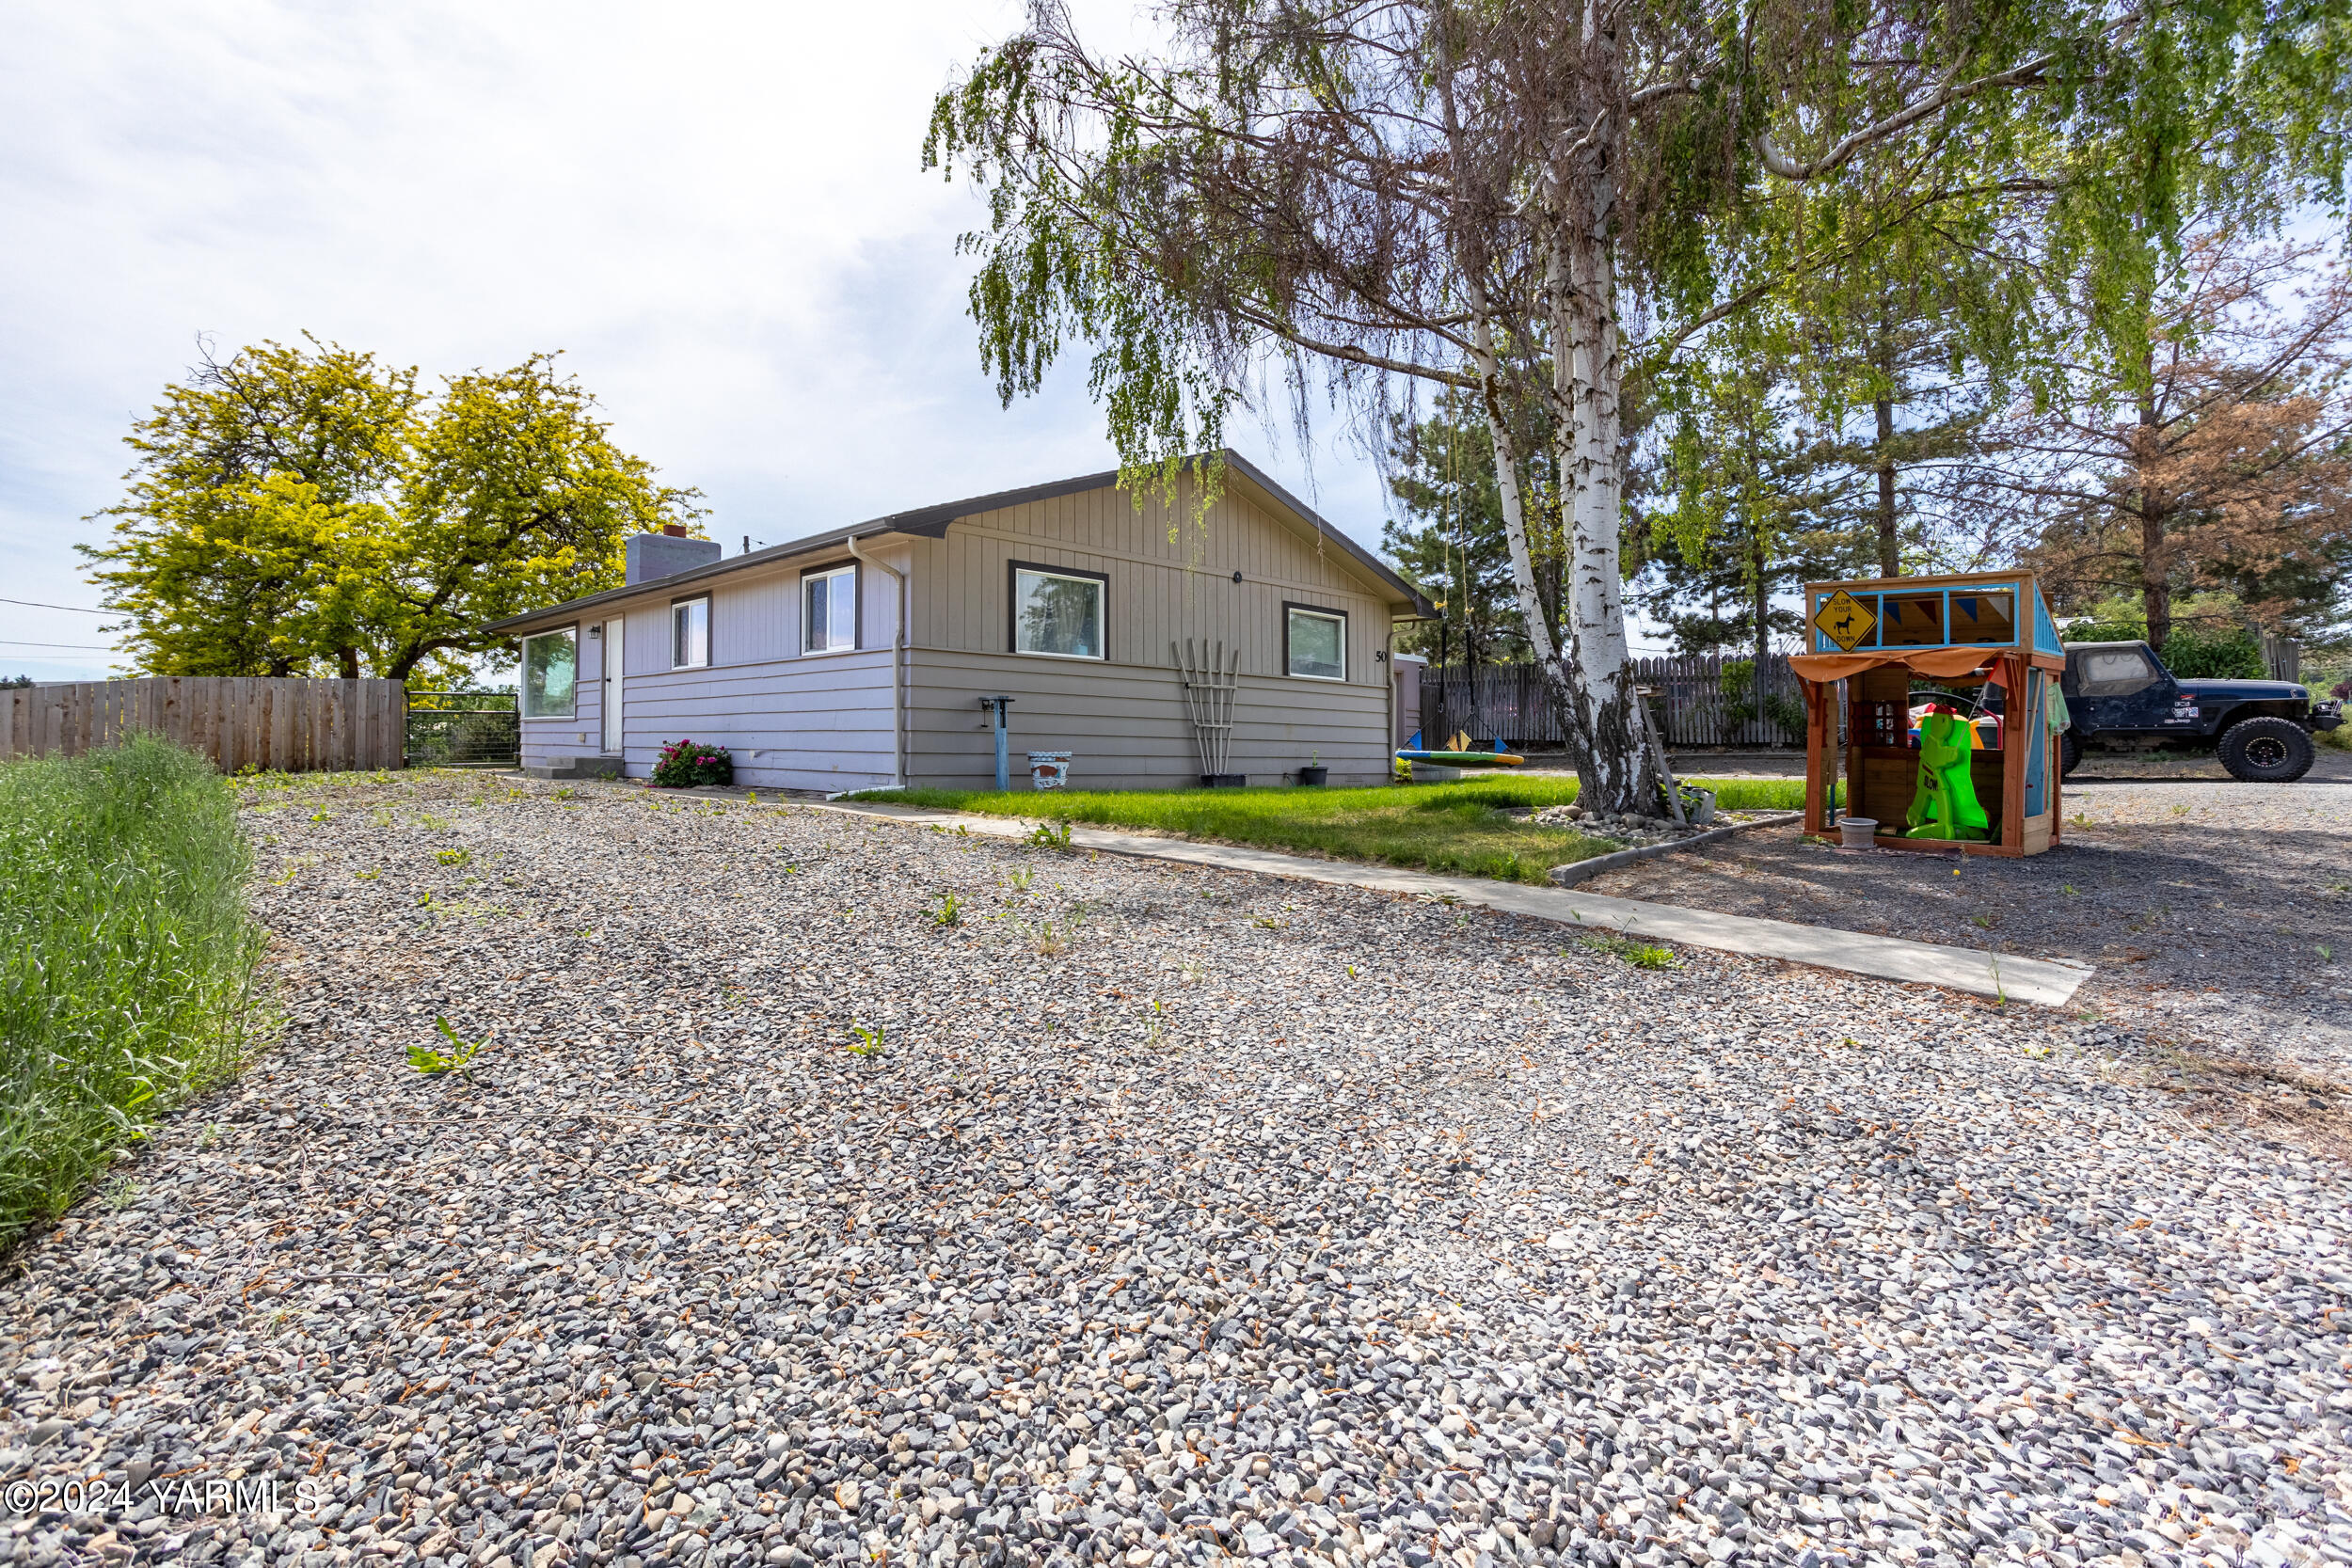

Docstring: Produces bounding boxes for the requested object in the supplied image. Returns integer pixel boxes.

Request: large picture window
[672,595,709,669]
[1284,603,1346,681]
[520,628,578,717]
[1010,562,1106,659]
[803,564,858,654]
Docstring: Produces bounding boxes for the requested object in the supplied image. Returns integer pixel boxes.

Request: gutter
[844,533,908,789]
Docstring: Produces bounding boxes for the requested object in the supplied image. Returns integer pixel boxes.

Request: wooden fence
[1,677,408,772]
[1420,654,1808,749]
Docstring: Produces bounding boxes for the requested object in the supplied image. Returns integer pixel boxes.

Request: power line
[0,596,110,615]
[0,641,116,650]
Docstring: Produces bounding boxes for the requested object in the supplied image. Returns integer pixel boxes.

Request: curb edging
[1548,811,1804,888]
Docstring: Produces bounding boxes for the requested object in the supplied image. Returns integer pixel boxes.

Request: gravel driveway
[1,771,2345,1568]
[1579,764,2352,1107]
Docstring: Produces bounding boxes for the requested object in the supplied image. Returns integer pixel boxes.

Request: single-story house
[482,451,1435,793]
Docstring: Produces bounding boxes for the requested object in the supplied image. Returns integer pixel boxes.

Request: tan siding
[906,475,1406,689]
[908,649,1389,790]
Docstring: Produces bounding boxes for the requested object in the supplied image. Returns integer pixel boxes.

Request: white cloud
[0,0,1400,679]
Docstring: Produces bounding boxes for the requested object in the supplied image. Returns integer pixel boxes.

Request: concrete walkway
[820,801,2094,1006]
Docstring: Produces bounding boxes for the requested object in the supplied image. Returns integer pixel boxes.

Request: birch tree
[928,0,2348,813]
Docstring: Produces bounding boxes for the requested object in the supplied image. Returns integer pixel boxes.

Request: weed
[354,867,382,881]
[1026,820,1073,849]
[2322,944,2336,964]
[932,891,963,927]
[2061,884,2079,895]
[1004,866,1035,893]
[197,1123,225,1150]
[436,847,472,867]
[1967,912,1995,930]
[1250,917,1282,929]
[553,786,579,801]
[1138,998,1166,1048]
[1181,958,1207,985]
[415,892,434,909]
[847,1022,886,1058]
[419,813,451,831]
[408,1016,485,1075]
[1581,932,1681,970]
[2069,812,2094,829]
[101,1174,142,1211]
[309,811,330,823]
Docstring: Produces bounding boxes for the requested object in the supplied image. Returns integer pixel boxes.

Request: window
[1284,603,1346,680]
[1009,563,1105,659]
[1948,591,2015,645]
[671,595,709,669]
[2079,649,2156,695]
[520,628,577,718]
[803,564,858,654]
[1880,593,1947,646]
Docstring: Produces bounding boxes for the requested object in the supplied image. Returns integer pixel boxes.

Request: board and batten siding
[907,475,1392,678]
[899,473,1399,786]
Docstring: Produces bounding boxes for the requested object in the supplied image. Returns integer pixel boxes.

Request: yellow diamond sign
[1814,590,1876,651]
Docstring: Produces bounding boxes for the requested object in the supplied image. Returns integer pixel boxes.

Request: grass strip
[0,736,269,1244]
[850,775,1806,885]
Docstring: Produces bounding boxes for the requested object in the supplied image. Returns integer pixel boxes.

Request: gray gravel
[1581,772,2352,1101]
[2,770,2347,1568]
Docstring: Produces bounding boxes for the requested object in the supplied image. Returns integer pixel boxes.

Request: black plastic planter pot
[1297,766,1328,786]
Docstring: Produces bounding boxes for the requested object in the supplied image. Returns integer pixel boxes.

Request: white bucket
[1838,816,1880,849]
[1027,751,1073,791]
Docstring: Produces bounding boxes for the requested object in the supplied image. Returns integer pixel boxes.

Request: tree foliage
[82,337,703,682]
[928,0,2350,812]
[2010,232,2352,648]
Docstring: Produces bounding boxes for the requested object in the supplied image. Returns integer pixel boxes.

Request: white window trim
[519,627,579,718]
[1283,603,1348,682]
[670,595,710,671]
[803,563,860,656]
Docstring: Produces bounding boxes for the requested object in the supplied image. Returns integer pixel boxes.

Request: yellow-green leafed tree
[81,335,703,684]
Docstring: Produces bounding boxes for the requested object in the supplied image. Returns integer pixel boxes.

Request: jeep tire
[2059,730,2083,778]
[2217,716,2315,783]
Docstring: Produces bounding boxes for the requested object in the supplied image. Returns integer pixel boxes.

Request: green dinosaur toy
[1906,710,1992,841]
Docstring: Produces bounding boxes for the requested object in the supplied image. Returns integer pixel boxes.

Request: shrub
[651,738,733,788]
[0,736,267,1244]
[2159,627,2266,680]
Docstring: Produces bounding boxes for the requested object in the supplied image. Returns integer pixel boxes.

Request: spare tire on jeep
[2217,715,2315,783]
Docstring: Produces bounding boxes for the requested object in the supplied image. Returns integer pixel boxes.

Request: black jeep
[2058,641,2342,782]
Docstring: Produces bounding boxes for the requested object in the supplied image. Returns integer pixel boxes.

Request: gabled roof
[479,449,1435,636]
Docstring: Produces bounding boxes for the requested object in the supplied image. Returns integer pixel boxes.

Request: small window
[671,595,709,669]
[1285,603,1346,680]
[2080,650,2156,694]
[1881,593,1947,646]
[1948,591,2015,645]
[803,564,858,654]
[1010,563,1105,659]
[520,628,577,718]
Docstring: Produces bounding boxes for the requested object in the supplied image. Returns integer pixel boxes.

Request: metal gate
[405,692,520,768]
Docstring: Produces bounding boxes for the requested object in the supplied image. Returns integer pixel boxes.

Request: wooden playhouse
[1789,570,2067,857]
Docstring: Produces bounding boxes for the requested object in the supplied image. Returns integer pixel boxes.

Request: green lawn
[850,774,1806,886]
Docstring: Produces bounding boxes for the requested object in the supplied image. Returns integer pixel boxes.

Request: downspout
[845,533,907,789]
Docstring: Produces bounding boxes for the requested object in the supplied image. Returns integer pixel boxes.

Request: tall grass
[0,736,268,1243]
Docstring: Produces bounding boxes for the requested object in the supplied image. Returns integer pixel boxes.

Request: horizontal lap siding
[909,650,1389,790]
[618,653,895,791]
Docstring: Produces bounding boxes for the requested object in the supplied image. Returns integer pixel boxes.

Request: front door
[601,619,624,753]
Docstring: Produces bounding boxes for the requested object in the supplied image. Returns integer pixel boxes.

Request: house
[481,452,1435,793]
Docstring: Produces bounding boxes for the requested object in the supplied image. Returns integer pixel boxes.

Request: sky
[0,1,1422,682]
